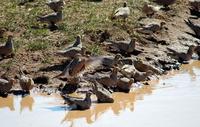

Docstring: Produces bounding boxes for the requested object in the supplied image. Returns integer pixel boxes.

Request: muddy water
[1,61,200,127]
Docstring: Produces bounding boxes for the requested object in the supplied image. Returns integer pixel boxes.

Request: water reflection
[62,109,94,126]
[20,95,34,113]
[61,85,154,126]
[61,61,200,126]
[181,61,200,80]
[0,95,15,111]
[0,61,200,127]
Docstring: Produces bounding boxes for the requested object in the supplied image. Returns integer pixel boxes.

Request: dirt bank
[0,0,199,94]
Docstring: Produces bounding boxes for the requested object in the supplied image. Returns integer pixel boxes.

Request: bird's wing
[38,12,57,21]
[79,57,103,76]
[55,47,81,56]
[62,94,84,103]
[185,19,200,36]
[167,47,178,54]
[0,79,9,84]
[69,59,86,76]
[114,7,129,16]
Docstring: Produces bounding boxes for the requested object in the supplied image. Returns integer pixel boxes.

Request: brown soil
[0,0,200,94]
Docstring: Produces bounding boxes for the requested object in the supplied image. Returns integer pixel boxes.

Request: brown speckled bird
[133,70,153,82]
[19,70,34,92]
[107,39,136,55]
[167,45,196,63]
[54,55,103,80]
[134,60,163,75]
[0,35,14,58]
[61,92,92,110]
[91,79,114,103]
[137,22,166,35]
[0,28,6,38]
[142,2,161,17]
[0,78,15,94]
[116,77,134,93]
[96,67,118,89]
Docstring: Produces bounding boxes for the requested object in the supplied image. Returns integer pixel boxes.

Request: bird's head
[160,21,166,27]
[9,78,16,86]
[123,2,128,7]
[8,35,13,40]
[76,35,81,41]
[114,53,123,61]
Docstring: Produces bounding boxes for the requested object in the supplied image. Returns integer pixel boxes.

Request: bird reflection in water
[0,95,15,111]
[61,109,94,126]
[61,85,153,126]
[181,61,200,81]
[20,95,34,113]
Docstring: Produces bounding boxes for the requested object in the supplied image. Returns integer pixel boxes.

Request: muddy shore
[0,0,200,95]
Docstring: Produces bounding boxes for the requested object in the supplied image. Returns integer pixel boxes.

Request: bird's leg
[163,5,170,11]
[49,22,58,31]
[123,18,126,23]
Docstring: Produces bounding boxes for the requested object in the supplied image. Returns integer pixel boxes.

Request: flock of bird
[1,0,200,110]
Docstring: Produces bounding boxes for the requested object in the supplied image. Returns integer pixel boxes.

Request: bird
[133,70,153,82]
[98,54,123,68]
[0,28,6,38]
[119,64,137,78]
[19,69,34,92]
[112,2,130,21]
[53,55,84,79]
[55,35,84,58]
[189,0,200,12]
[137,22,166,35]
[119,64,153,82]
[185,19,200,38]
[37,10,62,27]
[194,45,200,58]
[116,77,134,93]
[107,38,136,55]
[96,67,118,89]
[189,0,200,17]
[153,0,176,9]
[53,55,103,80]
[0,35,14,58]
[61,92,92,110]
[167,45,196,63]
[18,0,34,6]
[0,78,15,94]
[46,0,65,12]
[134,60,163,75]
[91,79,114,103]
[189,8,200,18]
[142,2,161,17]
[55,47,86,58]
[64,35,82,49]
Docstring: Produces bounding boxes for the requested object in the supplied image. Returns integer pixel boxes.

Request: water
[1,61,200,127]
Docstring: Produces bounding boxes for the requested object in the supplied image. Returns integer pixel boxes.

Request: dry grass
[0,0,147,76]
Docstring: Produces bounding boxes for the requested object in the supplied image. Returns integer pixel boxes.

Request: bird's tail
[60,94,71,104]
[54,50,65,56]
[36,16,43,22]
[111,15,116,20]
[53,73,63,79]
[184,19,194,28]
[166,47,178,54]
